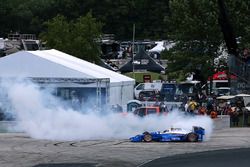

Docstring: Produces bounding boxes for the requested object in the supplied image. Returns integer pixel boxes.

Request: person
[229,106,239,126]
[242,107,249,127]
[206,96,214,112]
[188,99,197,114]
[184,101,189,112]
[154,99,160,107]
[116,104,123,113]
[70,90,81,110]
[198,106,207,115]
[210,109,218,119]
[159,101,166,112]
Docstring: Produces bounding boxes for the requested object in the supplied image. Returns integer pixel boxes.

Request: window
[136,84,144,90]
[138,108,146,117]
[147,109,157,115]
[216,82,229,88]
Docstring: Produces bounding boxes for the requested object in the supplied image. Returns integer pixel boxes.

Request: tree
[41,12,103,63]
[161,0,223,83]
[162,0,250,83]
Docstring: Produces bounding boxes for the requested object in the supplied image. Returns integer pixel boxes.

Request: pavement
[140,147,250,167]
[0,128,250,167]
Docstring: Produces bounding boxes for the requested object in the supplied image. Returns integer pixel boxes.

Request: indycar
[130,126,205,142]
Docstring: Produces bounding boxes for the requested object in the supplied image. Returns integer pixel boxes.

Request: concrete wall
[213,115,231,130]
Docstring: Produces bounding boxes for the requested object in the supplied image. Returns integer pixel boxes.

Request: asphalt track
[0,128,250,167]
[140,148,250,167]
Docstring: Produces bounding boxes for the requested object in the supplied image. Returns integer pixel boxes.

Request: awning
[216,95,235,100]
[235,94,250,97]
[208,71,237,81]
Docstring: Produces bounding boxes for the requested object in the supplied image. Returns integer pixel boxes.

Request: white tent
[236,94,250,107]
[149,41,175,53]
[0,49,135,108]
[216,95,235,100]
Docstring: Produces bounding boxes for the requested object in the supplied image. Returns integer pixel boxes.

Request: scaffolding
[31,77,110,110]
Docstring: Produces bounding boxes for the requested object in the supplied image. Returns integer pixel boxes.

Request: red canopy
[208,71,237,81]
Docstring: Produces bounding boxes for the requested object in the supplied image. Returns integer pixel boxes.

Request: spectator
[70,90,81,110]
[198,106,207,115]
[229,106,240,126]
[188,99,198,114]
[159,101,166,112]
[153,99,160,107]
[242,107,249,127]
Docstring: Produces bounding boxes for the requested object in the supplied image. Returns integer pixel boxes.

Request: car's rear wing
[192,126,205,141]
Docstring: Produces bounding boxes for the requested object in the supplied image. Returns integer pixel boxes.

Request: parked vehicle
[160,83,177,101]
[216,87,231,96]
[133,106,161,117]
[134,82,162,99]
[138,90,160,101]
[175,80,201,101]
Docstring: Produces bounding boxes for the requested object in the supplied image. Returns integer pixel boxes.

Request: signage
[143,75,151,83]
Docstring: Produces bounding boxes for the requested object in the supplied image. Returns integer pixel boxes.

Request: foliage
[0,0,170,40]
[1,0,250,79]
[162,0,229,83]
[41,13,103,63]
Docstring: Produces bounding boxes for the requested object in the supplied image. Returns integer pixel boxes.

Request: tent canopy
[0,49,135,86]
[216,95,235,100]
[235,94,250,97]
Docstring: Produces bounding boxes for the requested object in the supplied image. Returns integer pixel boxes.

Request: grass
[124,72,166,83]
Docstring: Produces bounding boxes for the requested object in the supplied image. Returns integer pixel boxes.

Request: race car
[130,126,205,142]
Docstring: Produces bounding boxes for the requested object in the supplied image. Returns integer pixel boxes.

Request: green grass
[124,72,165,83]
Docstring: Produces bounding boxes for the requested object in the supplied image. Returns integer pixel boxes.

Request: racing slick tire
[187,132,198,142]
[143,132,153,142]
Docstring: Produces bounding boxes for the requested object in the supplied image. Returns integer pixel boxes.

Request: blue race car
[130,126,205,142]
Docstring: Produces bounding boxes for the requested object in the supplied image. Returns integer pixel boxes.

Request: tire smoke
[0,79,214,141]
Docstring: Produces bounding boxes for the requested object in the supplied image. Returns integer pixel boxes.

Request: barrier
[213,115,230,130]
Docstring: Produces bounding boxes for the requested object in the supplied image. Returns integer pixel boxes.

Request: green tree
[41,12,103,63]
[162,0,223,82]
[162,0,250,82]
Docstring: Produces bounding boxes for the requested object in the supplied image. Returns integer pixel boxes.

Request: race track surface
[140,148,250,167]
[0,128,250,167]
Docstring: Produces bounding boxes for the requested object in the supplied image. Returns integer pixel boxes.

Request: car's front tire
[143,132,153,142]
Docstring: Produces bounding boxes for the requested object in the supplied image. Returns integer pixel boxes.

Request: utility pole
[132,24,135,79]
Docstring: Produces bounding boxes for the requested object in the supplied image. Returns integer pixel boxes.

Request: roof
[235,94,250,97]
[208,71,237,80]
[216,95,235,100]
[119,47,165,73]
[0,49,135,85]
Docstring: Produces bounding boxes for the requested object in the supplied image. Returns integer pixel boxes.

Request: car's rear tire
[187,132,198,142]
[143,132,152,142]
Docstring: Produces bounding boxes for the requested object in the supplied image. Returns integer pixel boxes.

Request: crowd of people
[181,94,249,126]
[150,92,249,127]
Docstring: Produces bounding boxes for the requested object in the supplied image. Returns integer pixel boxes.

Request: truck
[134,81,162,99]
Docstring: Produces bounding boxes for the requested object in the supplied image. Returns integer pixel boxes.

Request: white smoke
[0,79,214,141]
